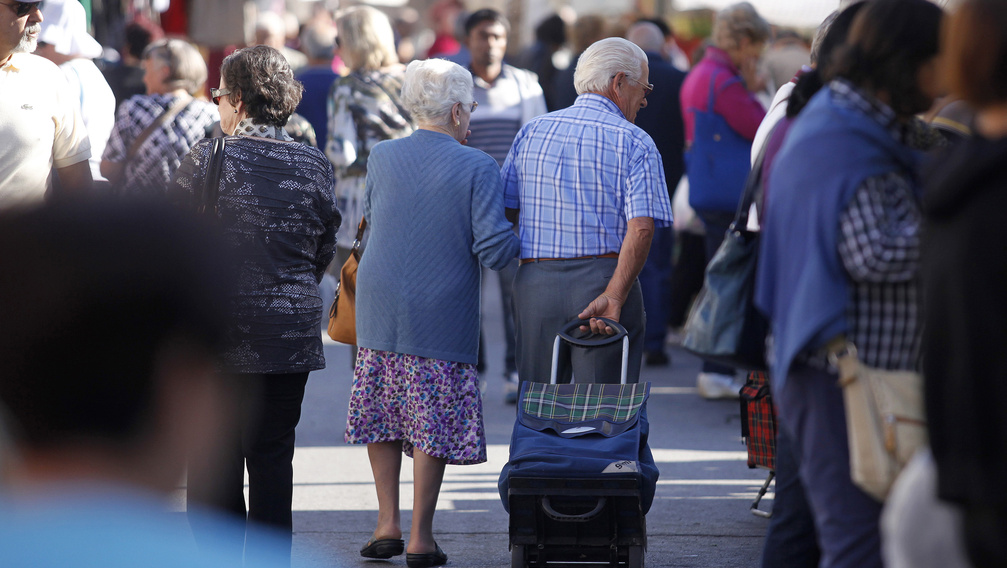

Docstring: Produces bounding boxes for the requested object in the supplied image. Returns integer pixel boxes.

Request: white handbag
[829,340,928,502]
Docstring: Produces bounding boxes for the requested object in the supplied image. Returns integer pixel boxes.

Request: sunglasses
[210,87,232,106]
[0,0,42,18]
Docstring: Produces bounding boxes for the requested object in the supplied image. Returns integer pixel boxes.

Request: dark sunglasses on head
[210,88,232,106]
[0,0,42,18]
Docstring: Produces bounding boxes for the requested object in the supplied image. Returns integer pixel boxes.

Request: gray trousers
[513,258,644,384]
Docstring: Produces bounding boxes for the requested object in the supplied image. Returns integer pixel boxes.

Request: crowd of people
[2,0,1007,567]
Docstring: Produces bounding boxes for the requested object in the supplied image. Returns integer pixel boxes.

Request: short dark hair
[535,14,566,45]
[944,0,1007,108]
[123,19,161,60]
[832,0,944,116]
[0,201,232,449]
[464,9,509,37]
[220,45,304,127]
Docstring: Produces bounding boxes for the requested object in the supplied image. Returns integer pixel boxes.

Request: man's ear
[608,71,626,102]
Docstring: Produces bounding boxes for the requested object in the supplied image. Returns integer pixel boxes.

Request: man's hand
[578,293,623,335]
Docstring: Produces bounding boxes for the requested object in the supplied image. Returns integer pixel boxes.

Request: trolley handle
[557,317,628,347]
[541,496,608,523]
[550,318,631,385]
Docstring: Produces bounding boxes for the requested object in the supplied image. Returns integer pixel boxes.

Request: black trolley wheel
[628,545,645,568]
[511,544,527,568]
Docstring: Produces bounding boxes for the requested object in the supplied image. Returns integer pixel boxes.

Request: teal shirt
[356,129,520,364]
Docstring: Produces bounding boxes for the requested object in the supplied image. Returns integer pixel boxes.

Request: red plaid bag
[740,371,777,470]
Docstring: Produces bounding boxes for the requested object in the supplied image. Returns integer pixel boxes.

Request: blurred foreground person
[0,201,291,568]
[755,0,945,566]
[914,0,1007,566]
[171,45,340,562]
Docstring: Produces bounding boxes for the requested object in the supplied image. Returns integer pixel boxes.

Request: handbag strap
[127,94,193,160]
[197,137,226,216]
[731,122,776,230]
[350,216,367,260]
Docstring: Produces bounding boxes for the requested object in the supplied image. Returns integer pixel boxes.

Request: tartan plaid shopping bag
[499,381,660,514]
[740,371,777,470]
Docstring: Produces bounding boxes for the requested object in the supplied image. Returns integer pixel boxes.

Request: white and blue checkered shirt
[501,94,673,259]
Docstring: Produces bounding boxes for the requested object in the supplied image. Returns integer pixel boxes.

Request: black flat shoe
[360,537,404,559]
[406,543,448,568]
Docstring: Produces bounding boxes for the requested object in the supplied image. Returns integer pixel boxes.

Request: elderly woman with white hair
[679,1,770,399]
[326,6,414,265]
[343,58,519,568]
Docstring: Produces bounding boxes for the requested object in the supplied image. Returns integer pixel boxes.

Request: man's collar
[470,63,505,87]
[576,92,623,116]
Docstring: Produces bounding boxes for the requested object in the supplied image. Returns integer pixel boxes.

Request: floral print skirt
[344,347,487,465]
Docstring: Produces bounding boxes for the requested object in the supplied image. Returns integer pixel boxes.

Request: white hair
[574,37,648,95]
[401,59,473,127]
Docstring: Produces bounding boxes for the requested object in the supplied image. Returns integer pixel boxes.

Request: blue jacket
[754,86,920,388]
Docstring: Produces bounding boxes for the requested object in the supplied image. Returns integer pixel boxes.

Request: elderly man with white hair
[502,37,674,385]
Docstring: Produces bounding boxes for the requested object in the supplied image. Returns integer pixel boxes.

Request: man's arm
[578,216,655,334]
[54,161,94,198]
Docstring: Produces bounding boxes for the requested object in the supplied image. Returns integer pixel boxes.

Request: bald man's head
[626,22,664,54]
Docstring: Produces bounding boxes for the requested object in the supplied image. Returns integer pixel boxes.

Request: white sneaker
[696,372,744,400]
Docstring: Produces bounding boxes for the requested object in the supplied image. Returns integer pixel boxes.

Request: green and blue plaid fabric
[521,383,649,423]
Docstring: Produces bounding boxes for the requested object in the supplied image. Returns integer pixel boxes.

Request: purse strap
[350,216,367,260]
[127,94,193,160]
[731,122,776,231]
[197,137,226,216]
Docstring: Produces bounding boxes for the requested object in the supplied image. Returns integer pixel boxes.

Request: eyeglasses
[628,77,654,95]
[210,88,232,106]
[459,101,478,113]
[0,0,42,18]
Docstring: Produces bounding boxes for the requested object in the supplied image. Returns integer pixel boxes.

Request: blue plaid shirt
[502,94,673,259]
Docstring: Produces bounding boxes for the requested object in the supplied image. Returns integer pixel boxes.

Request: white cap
[39,0,103,59]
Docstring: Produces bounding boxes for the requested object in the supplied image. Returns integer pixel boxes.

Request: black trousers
[188,371,310,560]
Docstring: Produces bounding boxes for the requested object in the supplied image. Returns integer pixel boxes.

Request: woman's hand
[740,56,766,93]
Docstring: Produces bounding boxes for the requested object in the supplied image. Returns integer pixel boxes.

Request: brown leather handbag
[327,217,366,344]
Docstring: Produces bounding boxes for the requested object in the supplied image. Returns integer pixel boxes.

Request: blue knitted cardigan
[355,129,520,364]
[754,86,920,389]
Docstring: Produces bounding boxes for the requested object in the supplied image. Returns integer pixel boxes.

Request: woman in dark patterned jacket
[170,45,340,560]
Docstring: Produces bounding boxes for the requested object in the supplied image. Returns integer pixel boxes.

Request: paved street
[211,274,772,567]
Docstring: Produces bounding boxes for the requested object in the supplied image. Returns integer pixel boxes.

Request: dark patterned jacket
[172,135,340,374]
